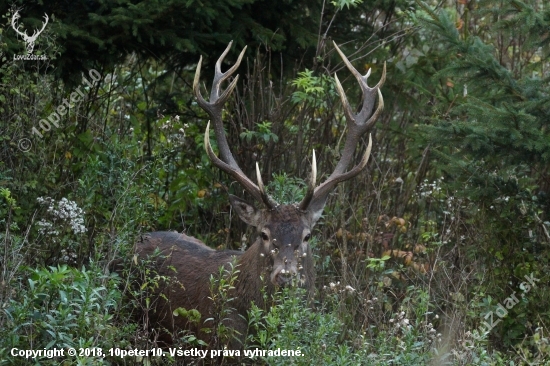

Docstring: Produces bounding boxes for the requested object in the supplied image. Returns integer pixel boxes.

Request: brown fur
[135,40,383,352]
[135,210,315,347]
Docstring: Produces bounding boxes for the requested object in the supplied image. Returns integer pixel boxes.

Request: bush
[0,264,123,365]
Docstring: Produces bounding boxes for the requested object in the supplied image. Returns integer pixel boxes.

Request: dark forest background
[1,0,549,364]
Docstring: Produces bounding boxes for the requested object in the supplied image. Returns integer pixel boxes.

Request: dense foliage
[1,0,549,364]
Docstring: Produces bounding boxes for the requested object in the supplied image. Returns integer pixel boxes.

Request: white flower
[36,197,87,235]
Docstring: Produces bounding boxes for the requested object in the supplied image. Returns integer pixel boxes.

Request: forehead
[265,205,307,234]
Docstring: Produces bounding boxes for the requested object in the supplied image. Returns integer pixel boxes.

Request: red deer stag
[135,41,385,346]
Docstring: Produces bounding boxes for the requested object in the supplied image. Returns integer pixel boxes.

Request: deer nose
[275,268,296,286]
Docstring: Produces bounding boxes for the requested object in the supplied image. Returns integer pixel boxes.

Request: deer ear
[305,196,328,226]
[229,195,263,227]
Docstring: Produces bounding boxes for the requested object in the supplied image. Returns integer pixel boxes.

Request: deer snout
[271,265,298,286]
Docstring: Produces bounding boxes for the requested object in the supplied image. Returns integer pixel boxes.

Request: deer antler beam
[298,41,385,211]
[196,42,277,209]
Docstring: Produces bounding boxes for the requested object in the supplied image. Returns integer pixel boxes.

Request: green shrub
[0,264,123,365]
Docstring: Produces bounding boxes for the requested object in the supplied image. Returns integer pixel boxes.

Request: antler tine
[298,42,384,211]
[298,150,317,210]
[212,41,247,102]
[256,163,279,208]
[35,13,49,37]
[193,42,247,106]
[193,42,247,168]
[197,43,277,209]
[331,41,385,176]
[308,134,372,204]
[11,11,24,38]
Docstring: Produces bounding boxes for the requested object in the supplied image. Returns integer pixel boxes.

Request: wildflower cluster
[443,195,462,216]
[365,296,379,310]
[60,248,78,264]
[323,281,356,295]
[452,331,482,361]
[160,114,187,144]
[389,311,411,331]
[388,311,442,343]
[36,197,87,236]
[416,178,444,198]
[424,319,442,343]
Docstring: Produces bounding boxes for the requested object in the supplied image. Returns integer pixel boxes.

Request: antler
[11,11,48,41]
[11,11,26,39]
[32,13,49,39]
[11,11,49,53]
[299,41,385,211]
[194,42,278,209]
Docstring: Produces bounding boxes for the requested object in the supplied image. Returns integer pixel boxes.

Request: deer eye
[304,233,311,242]
[260,232,269,241]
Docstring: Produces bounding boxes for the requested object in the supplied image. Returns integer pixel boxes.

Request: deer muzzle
[271,263,299,286]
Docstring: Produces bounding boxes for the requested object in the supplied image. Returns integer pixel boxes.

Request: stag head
[193,41,385,287]
[11,10,49,54]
